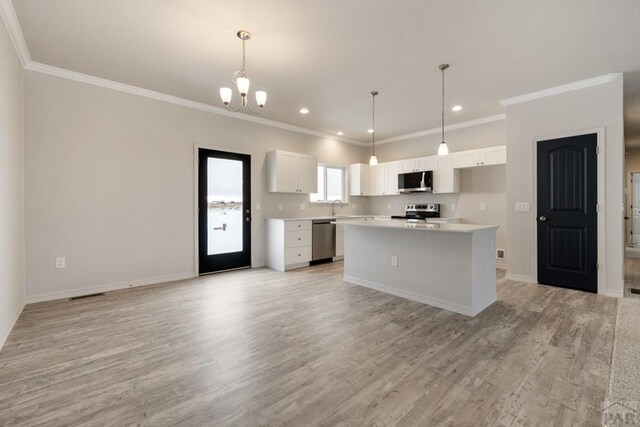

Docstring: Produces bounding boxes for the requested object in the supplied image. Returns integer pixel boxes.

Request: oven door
[398,171,432,193]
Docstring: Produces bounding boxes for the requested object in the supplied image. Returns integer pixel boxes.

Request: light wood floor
[0,262,617,426]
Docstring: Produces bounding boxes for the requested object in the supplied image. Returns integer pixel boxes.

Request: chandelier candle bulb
[255,91,267,107]
[236,77,250,96]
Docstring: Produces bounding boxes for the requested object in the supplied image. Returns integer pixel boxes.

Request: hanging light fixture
[369,91,379,165]
[437,64,450,156]
[219,30,267,114]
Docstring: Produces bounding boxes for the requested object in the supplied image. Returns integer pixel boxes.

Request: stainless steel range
[391,203,440,222]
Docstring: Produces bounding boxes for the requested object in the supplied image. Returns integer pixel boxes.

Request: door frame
[530,127,606,294]
[193,143,255,276]
[626,171,640,245]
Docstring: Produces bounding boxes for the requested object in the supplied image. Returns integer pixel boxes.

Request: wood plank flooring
[0,262,617,426]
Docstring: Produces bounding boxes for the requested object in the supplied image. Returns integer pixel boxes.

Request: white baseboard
[0,299,25,351]
[25,272,196,304]
[343,275,476,317]
[505,273,536,283]
[601,288,624,298]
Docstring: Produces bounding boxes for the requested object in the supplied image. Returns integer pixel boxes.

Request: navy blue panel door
[537,133,597,293]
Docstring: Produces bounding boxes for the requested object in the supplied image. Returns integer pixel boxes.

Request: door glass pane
[310,166,325,202]
[207,158,243,255]
[327,167,343,201]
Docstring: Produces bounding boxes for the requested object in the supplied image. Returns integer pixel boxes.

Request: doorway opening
[198,148,251,274]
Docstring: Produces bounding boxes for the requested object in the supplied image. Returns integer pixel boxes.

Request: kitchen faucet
[332,200,343,217]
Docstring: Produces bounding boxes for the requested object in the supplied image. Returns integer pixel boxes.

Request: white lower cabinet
[266,219,312,271]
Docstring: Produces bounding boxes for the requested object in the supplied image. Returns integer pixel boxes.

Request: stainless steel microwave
[398,170,433,193]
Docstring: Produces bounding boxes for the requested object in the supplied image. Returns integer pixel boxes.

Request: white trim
[343,275,477,317]
[376,114,506,145]
[504,273,536,283]
[500,74,622,107]
[601,288,623,298]
[23,62,369,146]
[25,272,195,304]
[0,0,31,66]
[530,128,608,295]
[0,299,24,350]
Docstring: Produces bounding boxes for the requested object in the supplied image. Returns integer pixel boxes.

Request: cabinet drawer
[285,220,312,231]
[285,246,312,265]
[285,230,312,248]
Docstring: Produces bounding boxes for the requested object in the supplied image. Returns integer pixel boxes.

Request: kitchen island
[341,219,498,316]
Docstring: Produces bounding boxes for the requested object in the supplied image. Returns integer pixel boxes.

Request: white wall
[505,75,625,296]
[0,18,25,348]
[366,120,507,267]
[24,71,368,301]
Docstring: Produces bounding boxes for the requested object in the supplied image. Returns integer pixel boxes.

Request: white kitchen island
[341,219,499,317]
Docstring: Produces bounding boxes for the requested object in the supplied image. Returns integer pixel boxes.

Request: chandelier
[219,30,267,114]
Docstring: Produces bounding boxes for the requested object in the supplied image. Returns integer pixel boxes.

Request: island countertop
[337,218,498,233]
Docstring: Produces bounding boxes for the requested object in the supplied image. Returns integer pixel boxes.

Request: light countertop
[337,218,498,233]
[267,215,461,222]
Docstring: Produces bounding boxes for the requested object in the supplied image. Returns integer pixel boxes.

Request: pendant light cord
[241,39,246,77]
[441,66,445,143]
[372,93,376,155]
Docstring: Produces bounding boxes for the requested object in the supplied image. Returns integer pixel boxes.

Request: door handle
[537,215,547,223]
[213,223,228,231]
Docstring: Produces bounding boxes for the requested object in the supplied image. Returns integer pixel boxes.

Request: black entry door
[198,148,251,274]
[537,133,597,293]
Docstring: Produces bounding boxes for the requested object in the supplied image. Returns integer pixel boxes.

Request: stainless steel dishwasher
[312,219,336,261]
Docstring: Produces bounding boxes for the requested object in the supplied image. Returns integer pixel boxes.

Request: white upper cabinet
[452,145,506,169]
[368,164,387,196]
[349,163,370,196]
[433,155,460,194]
[267,150,318,193]
[385,161,401,195]
[400,156,435,173]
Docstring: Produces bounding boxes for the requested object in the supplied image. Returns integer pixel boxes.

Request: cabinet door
[453,150,482,169]
[433,155,460,194]
[401,159,417,173]
[385,162,400,195]
[482,146,507,166]
[296,154,318,193]
[368,164,385,195]
[349,163,369,196]
[415,156,435,171]
[335,223,344,257]
[276,152,300,193]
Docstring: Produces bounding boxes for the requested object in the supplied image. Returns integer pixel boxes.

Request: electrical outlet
[451,203,456,211]
[352,203,357,210]
[387,203,392,210]
[391,256,398,267]
[278,202,283,211]
[255,202,261,211]
[55,257,66,269]
[299,203,306,210]
[480,202,486,211]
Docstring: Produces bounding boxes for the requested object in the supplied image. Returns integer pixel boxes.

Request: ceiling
[11,0,640,142]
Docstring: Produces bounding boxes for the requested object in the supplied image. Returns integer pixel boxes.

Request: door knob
[538,215,547,223]
[245,217,251,222]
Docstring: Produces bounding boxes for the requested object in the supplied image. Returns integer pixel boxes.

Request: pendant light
[219,30,267,114]
[437,64,450,156]
[369,91,379,165]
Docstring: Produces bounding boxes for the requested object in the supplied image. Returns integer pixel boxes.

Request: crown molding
[24,62,368,146]
[499,73,622,107]
[0,0,31,65]
[375,114,506,145]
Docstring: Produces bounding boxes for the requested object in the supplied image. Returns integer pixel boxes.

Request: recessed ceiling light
[367,129,375,134]
[336,131,344,136]
[299,108,310,114]
[451,105,463,112]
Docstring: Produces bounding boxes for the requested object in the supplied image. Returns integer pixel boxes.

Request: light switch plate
[56,257,66,269]
[515,202,530,212]
[480,202,486,211]
[391,256,398,267]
